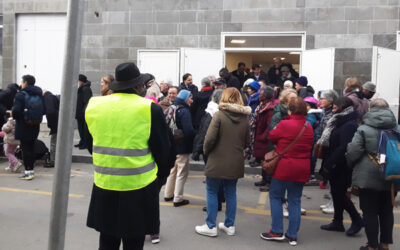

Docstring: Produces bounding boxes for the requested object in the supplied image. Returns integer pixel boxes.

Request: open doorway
[225,51,300,76]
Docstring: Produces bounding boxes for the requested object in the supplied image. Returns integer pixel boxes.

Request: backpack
[22,91,44,126]
[164,105,184,141]
[369,129,400,206]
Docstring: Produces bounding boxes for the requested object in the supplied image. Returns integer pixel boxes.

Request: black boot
[346,219,364,236]
[320,221,345,232]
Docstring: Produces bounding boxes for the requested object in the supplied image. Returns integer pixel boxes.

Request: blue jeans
[206,177,238,228]
[269,178,304,239]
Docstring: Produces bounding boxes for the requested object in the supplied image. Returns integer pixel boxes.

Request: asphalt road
[0,163,399,250]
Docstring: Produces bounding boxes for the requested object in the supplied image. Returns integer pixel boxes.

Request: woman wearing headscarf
[319,97,364,237]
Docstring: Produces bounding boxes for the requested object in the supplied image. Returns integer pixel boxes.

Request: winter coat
[231,69,249,88]
[253,99,279,158]
[269,104,289,130]
[204,103,251,179]
[347,107,397,191]
[159,97,173,112]
[306,109,322,143]
[0,83,19,127]
[276,75,297,89]
[345,91,369,117]
[12,85,44,141]
[192,101,219,156]
[320,105,333,133]
[76,81,92,120]
[174,97,197,154]
[178,82,198,95]
[190,87,214,129]
[322,111,359,178]
[224,73,241,90]
[2,119,19,145]
[248,72,268,84]
[298,86,315,98]
[248,92,260,113]
[146,82,163,99]
[268,114,314,183]
[43,91,60,135]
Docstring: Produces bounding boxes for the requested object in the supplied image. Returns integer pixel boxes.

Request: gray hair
[211,89,223,104]
[160,77,173,86]
[201,77,211,87]
[261,86,274,100]
[321,89,339,103]
[207,75,216,82]
[370,98,389,109]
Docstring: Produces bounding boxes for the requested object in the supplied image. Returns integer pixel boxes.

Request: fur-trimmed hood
[219,102,252,123]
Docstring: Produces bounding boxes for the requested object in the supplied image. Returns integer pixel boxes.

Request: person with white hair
[159,77,173,101]
[191,77,215,130]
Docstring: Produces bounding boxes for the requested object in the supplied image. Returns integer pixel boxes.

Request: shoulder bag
[262,121,308,175]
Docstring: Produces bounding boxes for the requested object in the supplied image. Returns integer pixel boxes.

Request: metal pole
[48,0,84,249]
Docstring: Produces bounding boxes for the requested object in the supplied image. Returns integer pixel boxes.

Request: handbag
[262,121,308,175]
[314,141,324,159]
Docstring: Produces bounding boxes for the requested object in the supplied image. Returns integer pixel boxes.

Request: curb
[71,155,262,175]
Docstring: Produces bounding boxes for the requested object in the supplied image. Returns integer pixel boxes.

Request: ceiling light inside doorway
[231,39,246,44]
[281,57,286,60]
[289,52,301,55]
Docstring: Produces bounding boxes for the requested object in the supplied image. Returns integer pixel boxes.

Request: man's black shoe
[74,144,81,148]
[346,220,364,236]
[164,197,173,202]
[79,145,87,150]
[320,222,345,232]
[174,199,189,207]
[254,180,267,187]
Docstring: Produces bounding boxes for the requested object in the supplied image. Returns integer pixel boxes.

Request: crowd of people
[1,58,397,250]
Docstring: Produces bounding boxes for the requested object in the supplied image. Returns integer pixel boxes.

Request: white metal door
[301,48,335,97]
[371,46,400,121]
[137,50,180,86]
[181,48,223,89]
[16,14,67,94]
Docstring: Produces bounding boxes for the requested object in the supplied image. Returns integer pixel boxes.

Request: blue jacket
[12,85,44,141]
[306,111,322,144]
[248,92,260,114]
[174,97,197,154]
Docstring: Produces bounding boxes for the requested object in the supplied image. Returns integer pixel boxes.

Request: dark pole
[48,0,84,249]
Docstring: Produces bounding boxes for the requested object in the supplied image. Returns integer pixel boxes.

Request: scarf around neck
[319,106,354,147]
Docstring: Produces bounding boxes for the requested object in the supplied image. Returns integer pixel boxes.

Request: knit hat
[362,81,376,93]
[321,89,339,103]
[304,97,318,105]
[249,81,261,91]
[177,89,191,102]
[296,76,308,87]
[281,66,290,72]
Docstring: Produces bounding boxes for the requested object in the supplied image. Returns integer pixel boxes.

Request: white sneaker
[301,208,306,215]
[195,224,217,237]
[13,162,23,172]
[322,201,334,214]
[320,199,333,210]
[218,222,235,236]
[5,164,11,171]
[283,203,289,218]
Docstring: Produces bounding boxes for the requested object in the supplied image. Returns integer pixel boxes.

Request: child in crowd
[2,117,22,172]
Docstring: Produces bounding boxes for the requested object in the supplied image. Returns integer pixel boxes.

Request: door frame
[397,31,400,51]
[221,31,306,68]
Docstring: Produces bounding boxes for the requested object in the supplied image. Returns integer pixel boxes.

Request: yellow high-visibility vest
[85,93,157,191]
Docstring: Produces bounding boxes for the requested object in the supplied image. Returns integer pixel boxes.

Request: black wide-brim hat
[109,62,148,91]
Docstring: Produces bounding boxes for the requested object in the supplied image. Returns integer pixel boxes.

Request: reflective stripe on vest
[85,93,158,191]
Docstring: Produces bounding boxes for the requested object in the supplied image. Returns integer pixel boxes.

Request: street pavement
[1,162,399,250]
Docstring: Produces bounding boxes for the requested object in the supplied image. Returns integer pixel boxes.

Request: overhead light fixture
[231,39,246,44]
[289,52,301,55]
[281,57,286,60]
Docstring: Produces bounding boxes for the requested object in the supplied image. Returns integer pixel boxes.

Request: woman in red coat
[252,86,279,190]
[260,97,314,246]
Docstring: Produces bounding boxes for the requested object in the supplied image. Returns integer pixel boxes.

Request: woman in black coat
[319,97,364,236]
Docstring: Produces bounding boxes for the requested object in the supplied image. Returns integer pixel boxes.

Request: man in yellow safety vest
[85,62,171,250]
